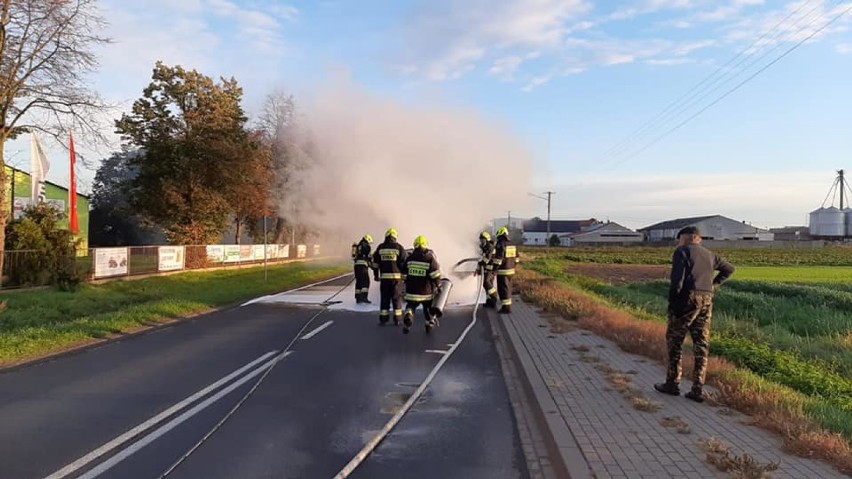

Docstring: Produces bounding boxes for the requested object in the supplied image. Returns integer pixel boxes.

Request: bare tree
[257,91,309,244]
[0,0,109,276]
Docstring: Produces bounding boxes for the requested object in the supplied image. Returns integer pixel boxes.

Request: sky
[8,0,852,230]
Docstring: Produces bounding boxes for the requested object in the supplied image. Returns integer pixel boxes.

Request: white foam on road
[249,273,482,312]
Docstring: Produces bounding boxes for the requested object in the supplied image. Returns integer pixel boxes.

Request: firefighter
[353,234,373,304]
[476,232,499,308]
[402,235,442,334]
[492,226,519,314]
[373,228,407,325]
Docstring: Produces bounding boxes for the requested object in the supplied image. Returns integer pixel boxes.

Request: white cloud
[522,73,554,91]
[489,56,525,77]
[646,58,693,65]
[671,39,716,55]
[838,42,852,54]
[400,0,589,81]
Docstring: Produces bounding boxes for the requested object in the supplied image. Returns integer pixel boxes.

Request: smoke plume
[282,80,533,294]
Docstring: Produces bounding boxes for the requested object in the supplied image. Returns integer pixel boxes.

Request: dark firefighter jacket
[478,239,495,271]
[373,238,407,280]
[492,236,518,276]
[353,239,372,267]
[403,248,442,301]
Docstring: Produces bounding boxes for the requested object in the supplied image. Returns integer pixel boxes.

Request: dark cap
[677,226,700,238]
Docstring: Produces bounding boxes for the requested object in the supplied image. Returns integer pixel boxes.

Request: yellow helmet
[363,234,373,243]
[479,231,491,241]
[385,228,398,239]
[496,226,509,237]
[413,235,428,249]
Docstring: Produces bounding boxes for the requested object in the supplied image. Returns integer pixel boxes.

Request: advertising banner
[224,245,241,263]
[252,245,265,261]
[297,244,307,258]
[93,247,128,278]
[279,245,290,258]
[206,245,225,263]
[312,244,321,256]
[158,246,185,272]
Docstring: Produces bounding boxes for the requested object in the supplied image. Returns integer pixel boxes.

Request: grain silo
[808,170,852,238]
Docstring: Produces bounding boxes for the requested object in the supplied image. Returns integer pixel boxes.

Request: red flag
[69,131,79,234]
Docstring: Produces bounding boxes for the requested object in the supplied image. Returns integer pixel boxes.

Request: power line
[598,0,820,167]
[602,2,852,170]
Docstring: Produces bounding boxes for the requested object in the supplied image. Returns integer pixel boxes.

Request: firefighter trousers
[404,300,434,324]
[379,280,404,322]
[497,274,513,308]
[482,271,498,302]
[354,264,371,300]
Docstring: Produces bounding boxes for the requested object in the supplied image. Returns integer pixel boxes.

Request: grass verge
[515,268,852,475]
[0,260,349,366]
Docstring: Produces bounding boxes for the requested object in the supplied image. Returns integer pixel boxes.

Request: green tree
[232,131,273,244]
[548,234,561,247]
[5,203,80,288]
[116,62,261,245]
[0,0,109,275]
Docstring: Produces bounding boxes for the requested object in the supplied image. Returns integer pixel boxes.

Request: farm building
[522,218,600,245]
[558,222,644,246]
[639,215,773,242]
[769,226,812,241]
[3,165,90,250]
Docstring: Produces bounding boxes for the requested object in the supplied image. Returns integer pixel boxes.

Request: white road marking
[75,352,291,479]
[44,351,279,479]
[300,320,334,340]
[425,350,448,355]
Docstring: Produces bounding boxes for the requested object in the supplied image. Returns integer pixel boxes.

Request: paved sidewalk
[495,298,845,479]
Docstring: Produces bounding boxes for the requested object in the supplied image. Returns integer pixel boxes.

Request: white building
[559,222,644,246]
[522,219,600,245]
[639,215,774,242]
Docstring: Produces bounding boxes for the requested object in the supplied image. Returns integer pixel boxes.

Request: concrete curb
[491,304,594,479]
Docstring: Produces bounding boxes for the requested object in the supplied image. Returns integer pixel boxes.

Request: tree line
[92,62,311,247]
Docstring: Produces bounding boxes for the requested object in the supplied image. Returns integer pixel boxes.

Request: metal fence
[1,243,325,290]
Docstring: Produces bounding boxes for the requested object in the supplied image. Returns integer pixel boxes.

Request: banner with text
[93,247,128,278]
[158,246,185,272]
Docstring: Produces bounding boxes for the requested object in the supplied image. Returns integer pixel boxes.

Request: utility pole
[529,191,556,245]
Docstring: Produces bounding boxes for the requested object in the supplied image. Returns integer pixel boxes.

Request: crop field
[522,246,852,441]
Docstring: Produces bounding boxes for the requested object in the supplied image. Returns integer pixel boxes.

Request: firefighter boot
[402,312,413,334]
[425,316,437,334]
[484,297,496,308]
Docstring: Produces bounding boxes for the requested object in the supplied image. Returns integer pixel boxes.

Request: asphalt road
[0,276,528,479]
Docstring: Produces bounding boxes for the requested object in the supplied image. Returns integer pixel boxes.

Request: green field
[734,266,852,284]
[523,247,852,439]
[0,261,349,365]
[543,246,852,266]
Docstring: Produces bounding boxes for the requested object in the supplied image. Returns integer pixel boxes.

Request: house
[559,222,644,246]
[639,215,774,242]
[5,165,90,250]
[769,226,812,241]
[522,218,600,245]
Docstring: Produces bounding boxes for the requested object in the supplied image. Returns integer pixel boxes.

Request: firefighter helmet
[363,234,374,243]
[496,226,509,238]
[413,235,428,249]
[385,228,398,239]
[479,231,491,241]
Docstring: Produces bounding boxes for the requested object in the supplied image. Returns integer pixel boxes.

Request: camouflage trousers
[666,293,714,387]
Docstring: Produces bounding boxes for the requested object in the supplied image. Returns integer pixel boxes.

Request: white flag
[30,132,50,203]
